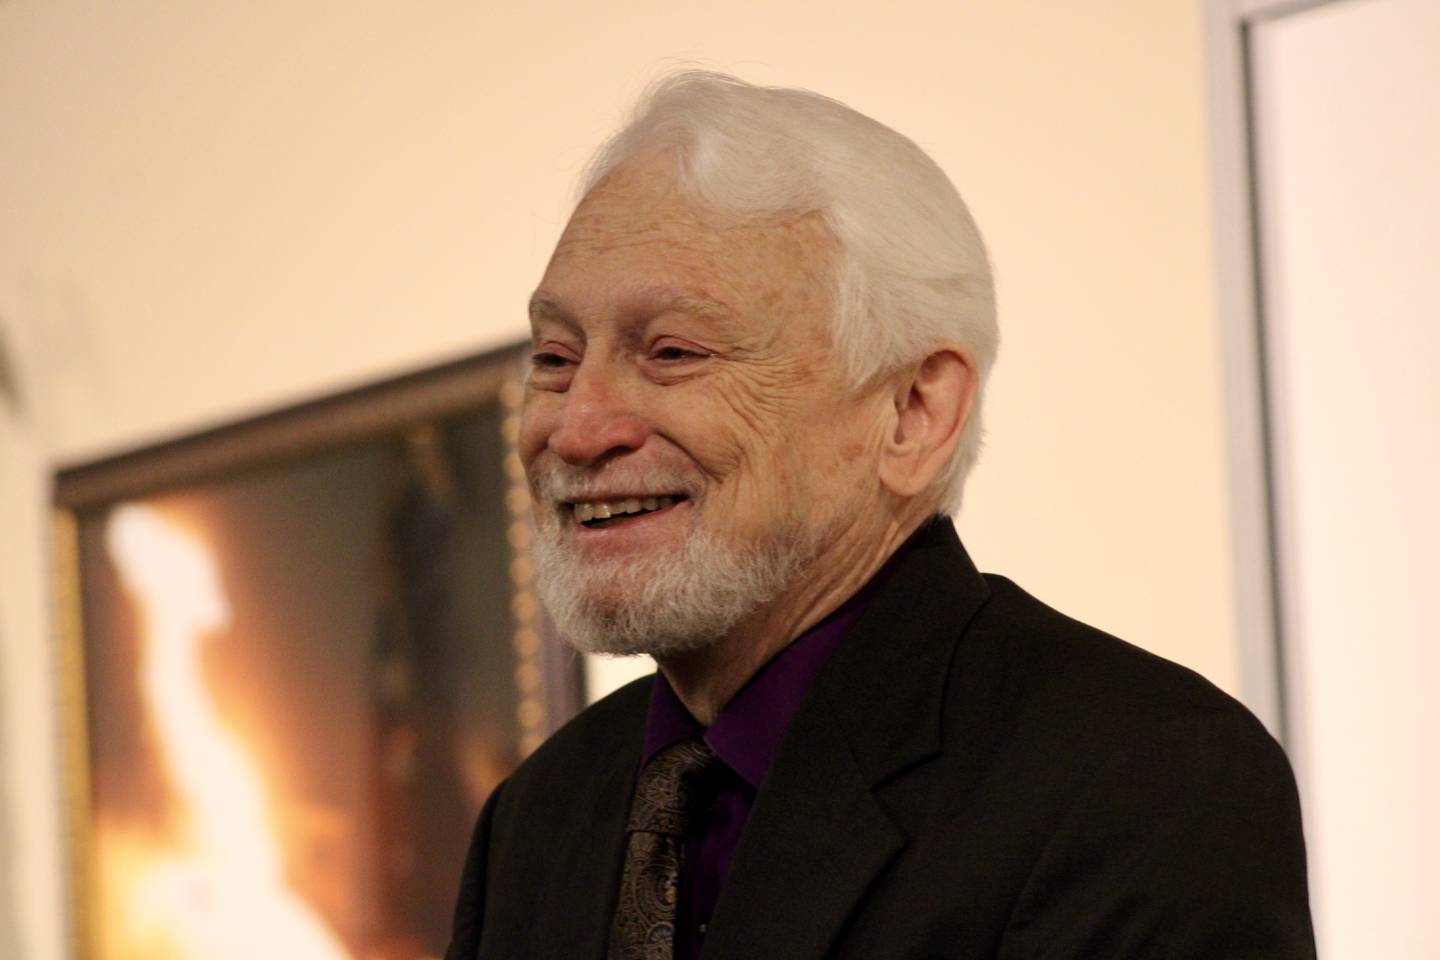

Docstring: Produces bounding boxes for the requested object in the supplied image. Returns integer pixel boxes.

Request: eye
[527,342,580,391]
[529,338,580,369]
[650,341,710,364]
[530,350,574,369]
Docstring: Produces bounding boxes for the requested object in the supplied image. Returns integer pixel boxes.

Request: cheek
[837,439,870,464]
[517,397,555,467]
[718,357,818,436]
[705,385,814,490]
[789,399,889,494]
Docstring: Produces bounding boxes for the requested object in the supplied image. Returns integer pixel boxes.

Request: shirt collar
[640,519,934,788]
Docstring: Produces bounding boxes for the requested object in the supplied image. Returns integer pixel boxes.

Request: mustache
[531,465,703,503]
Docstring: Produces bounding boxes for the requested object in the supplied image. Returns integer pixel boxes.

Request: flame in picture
[101,504,355,959]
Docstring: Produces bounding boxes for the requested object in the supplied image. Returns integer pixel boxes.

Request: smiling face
[520,156,895,656]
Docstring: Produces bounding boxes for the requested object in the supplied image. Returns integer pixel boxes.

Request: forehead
[535,158,835,332]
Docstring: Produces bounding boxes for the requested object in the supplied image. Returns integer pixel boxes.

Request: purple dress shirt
[637,526,926,960]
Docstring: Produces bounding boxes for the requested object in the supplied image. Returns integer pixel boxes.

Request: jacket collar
[820,516,991,786]
[700,517,991,960]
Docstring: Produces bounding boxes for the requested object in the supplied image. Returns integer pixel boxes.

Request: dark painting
[54,349,579,960]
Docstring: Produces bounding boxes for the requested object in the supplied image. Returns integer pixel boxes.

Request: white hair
[579,71,999,511]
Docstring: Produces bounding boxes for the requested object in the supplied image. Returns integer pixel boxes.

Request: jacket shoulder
[446,674,650,959]
[954,573,1287,772]
[504,672,652,797]
[942,578,1313,956]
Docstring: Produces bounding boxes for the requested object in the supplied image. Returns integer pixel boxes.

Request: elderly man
[446,73,1315,960]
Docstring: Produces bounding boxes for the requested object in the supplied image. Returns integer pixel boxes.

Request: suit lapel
[698,692,903,960]
[508,682,647,960]
[700,520,991,960]
[564,743,640,959]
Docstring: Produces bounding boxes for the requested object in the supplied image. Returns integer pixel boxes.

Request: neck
[656,509,928,725]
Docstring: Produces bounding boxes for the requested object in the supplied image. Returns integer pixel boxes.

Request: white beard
[532,504,820,659]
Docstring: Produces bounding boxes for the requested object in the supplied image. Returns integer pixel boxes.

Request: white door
[1246,0,1440,955]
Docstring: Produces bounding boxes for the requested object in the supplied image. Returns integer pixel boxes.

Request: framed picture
[51,344,582,960]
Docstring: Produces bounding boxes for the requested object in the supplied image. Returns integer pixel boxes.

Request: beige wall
[0,2,1230,956]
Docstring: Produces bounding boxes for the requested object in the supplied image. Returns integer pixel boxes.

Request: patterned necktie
[607,737,720,960]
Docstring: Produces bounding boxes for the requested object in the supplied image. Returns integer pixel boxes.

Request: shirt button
[698,923,708,936]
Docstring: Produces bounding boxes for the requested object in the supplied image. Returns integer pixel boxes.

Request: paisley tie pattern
[607,738,719,960]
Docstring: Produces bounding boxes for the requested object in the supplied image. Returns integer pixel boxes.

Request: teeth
[570,495,682,523]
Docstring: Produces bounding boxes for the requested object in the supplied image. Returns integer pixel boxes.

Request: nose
[546,365,648,466]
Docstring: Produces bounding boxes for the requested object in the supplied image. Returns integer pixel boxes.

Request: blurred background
[1,0,1435,957]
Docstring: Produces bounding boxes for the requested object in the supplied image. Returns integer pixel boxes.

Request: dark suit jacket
[446,519,1315,959]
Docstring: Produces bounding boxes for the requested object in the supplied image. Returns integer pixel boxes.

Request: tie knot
[627,738,720,835]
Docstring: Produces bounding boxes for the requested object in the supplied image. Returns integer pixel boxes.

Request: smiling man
[446,73,1315,960]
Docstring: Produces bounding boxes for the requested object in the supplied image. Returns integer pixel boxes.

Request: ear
[877,346,977,501]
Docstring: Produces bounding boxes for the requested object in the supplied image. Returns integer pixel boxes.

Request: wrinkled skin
[520,154,919,719]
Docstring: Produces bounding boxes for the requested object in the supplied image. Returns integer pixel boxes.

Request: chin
[533,519,811,659]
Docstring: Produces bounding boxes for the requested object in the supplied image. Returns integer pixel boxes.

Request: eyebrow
[527,287,736,330]
[528,292,571,326]
[655,293,734,325]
